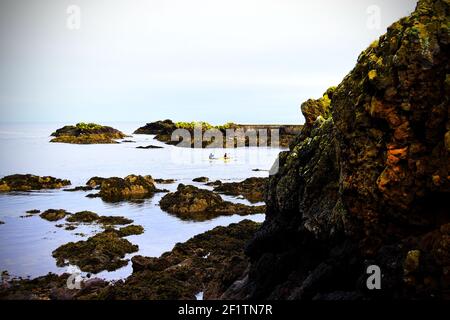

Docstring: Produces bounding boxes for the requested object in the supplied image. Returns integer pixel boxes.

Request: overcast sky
[0,0,417,124]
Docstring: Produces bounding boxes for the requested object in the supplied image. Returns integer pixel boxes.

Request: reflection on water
[0,122,283,280]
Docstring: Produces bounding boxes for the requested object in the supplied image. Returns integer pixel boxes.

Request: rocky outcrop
[213,177,268,203]
[52,229,139,273]
[40,209,70,222]
[0,174,71,192]
[86,175,165,202]
[50,123,126,144]
[0,220,259,300]
[224,0,450,300]
[92,220,260,300]
[134,120,302,148]
[159,184,265,221]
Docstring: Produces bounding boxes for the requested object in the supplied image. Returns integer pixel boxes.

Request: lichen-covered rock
[224,0,450,300]
[50,123,126,144]
[40,209,70,222]
[159,184,265,221]
[213,177,268,203]
[52,230,139,273]
[0,174,71,192]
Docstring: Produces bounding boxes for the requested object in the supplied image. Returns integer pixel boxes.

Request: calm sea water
[0,122,283,280]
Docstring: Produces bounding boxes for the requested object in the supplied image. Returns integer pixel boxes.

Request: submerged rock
[0,221,4,225]
[213,177,268,203]
[223,0,450,300]
[40,209,70,222]
[159,184,265,221]
[52,230,139,273]
[50,123,126,144]
[0,174,71,192]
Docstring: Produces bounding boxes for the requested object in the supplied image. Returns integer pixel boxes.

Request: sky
[0,0,417,124]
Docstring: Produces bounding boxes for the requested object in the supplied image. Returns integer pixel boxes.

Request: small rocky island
[50,123,126,144]
[134,120,302,148]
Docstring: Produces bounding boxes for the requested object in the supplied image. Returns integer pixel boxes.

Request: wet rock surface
[0,220,259,300]
[223,0,450,300]
[86,175,165,202]
[52,229,139,273]
[50,123,126,144]
[213,177,268,203]
[92,220,260,299]
[40,209,70,222]
[0,174,71,192]
[136,145,163,149]
[159,184,265,221]
[193,176,209,183]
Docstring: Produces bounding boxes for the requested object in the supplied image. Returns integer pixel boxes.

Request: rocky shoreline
[0,220,260,300]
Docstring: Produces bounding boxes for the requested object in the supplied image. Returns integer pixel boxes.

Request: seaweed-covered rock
[52,230,139,273]
[87,175,164,202]
[50,123,126,144]
[213,177,268,203]
[40,209,70,222]
[86,177,105,188]
[0,273,109,300]
[133,119,176,135]
[224,0,450,300]
[193,177,209,183]
[0,174,71,192]
[26,209,40,214]
[93,220,260,300]
[66,211,99,223]
[159,184,265,221]
[116,225,144,237]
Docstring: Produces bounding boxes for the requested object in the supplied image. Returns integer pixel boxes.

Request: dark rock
[87,175,164,202]
[0,174,71,192]
[159,184,265,221]
[66,211,99,223]
[52,230,139,273]
[214,177,268,203]
[134,119,176,135]
[97,220,260,300]
[0,221,4,225]
[154,178,176,184]
[26,209,40,214]
[63,186,94,192]
[50,123,126,144]
[40,209,70,222]
[223,0,450,300]
[136,145,163,149]
[193,177,209,183]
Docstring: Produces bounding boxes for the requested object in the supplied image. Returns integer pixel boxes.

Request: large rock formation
[224,0,449,300]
